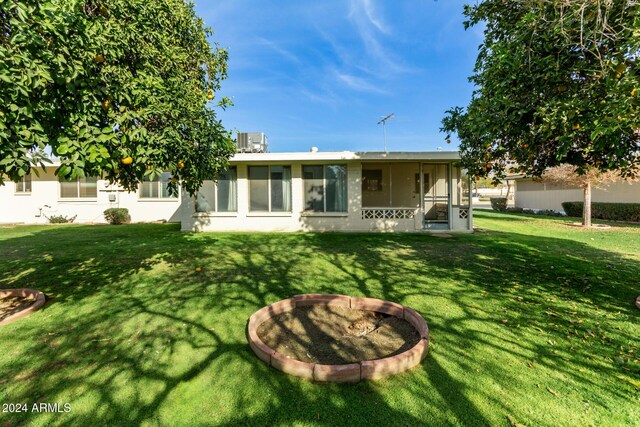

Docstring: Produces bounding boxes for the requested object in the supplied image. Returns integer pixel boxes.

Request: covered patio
[360,161,471,231]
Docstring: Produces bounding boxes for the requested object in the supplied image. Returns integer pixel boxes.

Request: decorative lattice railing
[361,208,417,220]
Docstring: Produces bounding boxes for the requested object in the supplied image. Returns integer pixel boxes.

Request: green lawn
[0,211,638,426]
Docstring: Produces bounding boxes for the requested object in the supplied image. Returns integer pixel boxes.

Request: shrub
[561,202,582,218]
[534,209,565,217]
[490,197,508,211]
[561,202,640,222]
[104,208,131,225]
[46,214,77,224]
[506,207,565,217]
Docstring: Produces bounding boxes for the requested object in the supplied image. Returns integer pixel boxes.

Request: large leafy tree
[0,0,234,195]
[442,0,640,183]
[542,165,621,226]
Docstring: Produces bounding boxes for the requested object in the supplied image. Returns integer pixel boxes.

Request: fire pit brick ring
[0,288,46,326]
[247,294,430,382]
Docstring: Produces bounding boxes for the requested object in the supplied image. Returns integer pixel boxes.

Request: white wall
[0,168,181,224]
[515,179,640,211]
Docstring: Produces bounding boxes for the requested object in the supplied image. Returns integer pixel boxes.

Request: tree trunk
[583,181,592,227]
[505,180,511,200]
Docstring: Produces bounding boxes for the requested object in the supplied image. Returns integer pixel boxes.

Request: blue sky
[194,0,484,153]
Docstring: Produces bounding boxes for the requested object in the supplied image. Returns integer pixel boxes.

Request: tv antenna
[377,113,394,152]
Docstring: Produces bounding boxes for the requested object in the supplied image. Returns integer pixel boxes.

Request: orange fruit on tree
[207,90,214,100]
[177,161,185,169]
[94,53,105,63]
[195,267,202,272]
[120,156,133,165]
[572,123,580,130]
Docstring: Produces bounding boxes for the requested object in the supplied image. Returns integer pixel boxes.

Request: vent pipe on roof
[310,147,318,153]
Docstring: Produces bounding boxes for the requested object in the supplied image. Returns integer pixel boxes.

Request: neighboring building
[513,177,640,212]
[1,165,182,224]
[181,151,473,233]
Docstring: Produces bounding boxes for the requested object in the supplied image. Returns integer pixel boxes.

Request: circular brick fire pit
[0,288,46,326]
[247,294,429,382]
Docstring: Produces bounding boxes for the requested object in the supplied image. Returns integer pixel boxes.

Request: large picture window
[140,172,177,199]
[196,167,238,212]
[16,175,32,193]
[249,165,291,212]
[60,177,97,198]
[303,165,347,212]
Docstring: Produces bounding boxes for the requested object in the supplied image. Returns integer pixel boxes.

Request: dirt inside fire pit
[257,305,421,365]
[0,295,36,322]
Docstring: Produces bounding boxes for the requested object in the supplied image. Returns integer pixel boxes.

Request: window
[249,165,291,212]
[60,177,97,198]
[15,175,32,193]
[140,172,177,199]
[216,168,237,212]
[196,167,238,212]
[362,169,383,191]
[303,165,347,212]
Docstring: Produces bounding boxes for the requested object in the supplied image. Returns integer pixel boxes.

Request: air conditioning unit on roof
[237,132,268,153]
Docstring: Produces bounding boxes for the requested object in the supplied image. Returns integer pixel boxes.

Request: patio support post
[448,163,453,231]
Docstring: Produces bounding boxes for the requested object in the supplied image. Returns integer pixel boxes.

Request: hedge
[561,202,640,222]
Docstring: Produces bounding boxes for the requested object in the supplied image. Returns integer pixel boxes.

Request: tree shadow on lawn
[0,224,638,426]
[295,231,639,424]
[477,209,640,229]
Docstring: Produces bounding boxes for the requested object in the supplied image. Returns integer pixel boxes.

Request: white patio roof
[36,151,460,168]
[230,151,460,162]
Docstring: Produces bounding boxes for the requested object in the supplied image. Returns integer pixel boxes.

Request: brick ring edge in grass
[246,294,429,382]
[0,288,46,326]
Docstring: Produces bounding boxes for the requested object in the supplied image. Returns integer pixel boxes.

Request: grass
[0,211,638,426]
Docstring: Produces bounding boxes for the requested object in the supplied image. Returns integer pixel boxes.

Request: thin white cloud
[346,0,416,76]
[254,37,301,65]
[350,0,390,35]
[335,71,388,94]
[299,89,343,109]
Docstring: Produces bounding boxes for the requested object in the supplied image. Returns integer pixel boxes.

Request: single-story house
[1,165,183,224]
[1,150,473,233]
[182,150,473,233]
[513,177,640,212]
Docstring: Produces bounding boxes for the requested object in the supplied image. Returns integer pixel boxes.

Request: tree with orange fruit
[441,0,639,207]
[0,0,234,196]
[542,165,625,227]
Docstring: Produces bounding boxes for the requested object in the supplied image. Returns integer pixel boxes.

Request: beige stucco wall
[515,179,640,212]
[182,160,472,233]
[0,168,182,224]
